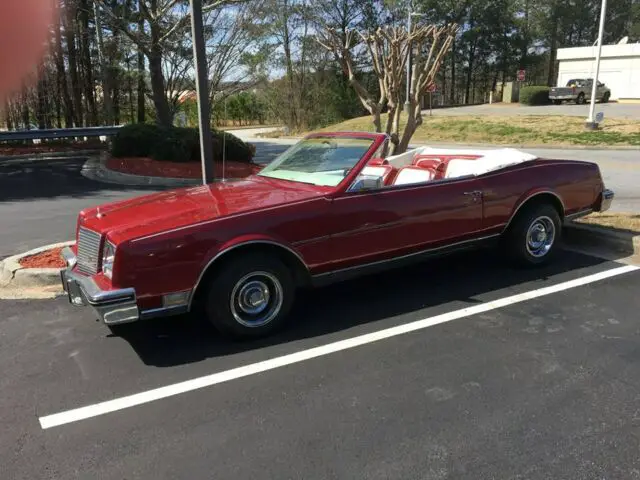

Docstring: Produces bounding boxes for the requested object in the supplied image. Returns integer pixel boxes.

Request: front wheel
[205,253,295,339]
[505,204,562,266]
[553,99,562,105]
[601,92,610,103]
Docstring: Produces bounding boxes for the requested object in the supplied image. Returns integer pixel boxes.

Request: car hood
[79,176,330,243]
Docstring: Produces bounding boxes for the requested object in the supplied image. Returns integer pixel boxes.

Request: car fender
[503,187,565,233]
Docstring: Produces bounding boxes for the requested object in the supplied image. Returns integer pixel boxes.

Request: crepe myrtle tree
[318,23,458,155]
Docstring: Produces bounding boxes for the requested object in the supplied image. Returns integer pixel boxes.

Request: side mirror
[348,175,383,192]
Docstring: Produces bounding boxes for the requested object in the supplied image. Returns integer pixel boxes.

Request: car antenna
[222,96,227,183]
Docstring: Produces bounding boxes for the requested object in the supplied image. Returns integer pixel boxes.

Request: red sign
[517,69,526,81]
[427,83,437,93]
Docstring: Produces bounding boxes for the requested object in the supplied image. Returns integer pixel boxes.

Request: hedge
[519,86,550,106]
[111,124,253,163]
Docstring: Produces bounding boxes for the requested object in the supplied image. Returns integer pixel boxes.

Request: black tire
[504,203,562,267]
[205,252,295,339]
[553,99,562,105]
[576,93,586,105]
[601,92,610,103]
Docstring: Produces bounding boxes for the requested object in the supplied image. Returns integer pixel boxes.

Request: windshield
[257,136,376,187]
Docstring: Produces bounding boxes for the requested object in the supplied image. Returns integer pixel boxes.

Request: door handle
[463,191,482,196]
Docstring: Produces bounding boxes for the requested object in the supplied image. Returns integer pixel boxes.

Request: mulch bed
[106,157,263,179]
[19,247,66,269]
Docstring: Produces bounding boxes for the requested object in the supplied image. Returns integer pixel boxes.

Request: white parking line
[39,264,639,430]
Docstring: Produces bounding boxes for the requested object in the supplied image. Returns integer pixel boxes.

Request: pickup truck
[549,79,611,105]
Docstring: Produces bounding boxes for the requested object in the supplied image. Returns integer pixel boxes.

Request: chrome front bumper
[599,188,614,212]
[60,246,140,325]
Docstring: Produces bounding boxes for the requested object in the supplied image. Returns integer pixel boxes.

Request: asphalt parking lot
[2,247,640,479]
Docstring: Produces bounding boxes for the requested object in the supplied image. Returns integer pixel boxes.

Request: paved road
[423,102,640,120]
[0,156,162,259]
[1,248,640,478]
[0,141,638,258]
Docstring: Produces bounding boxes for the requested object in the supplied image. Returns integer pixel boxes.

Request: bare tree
[204,5,264,107]
[318,23,457,154]
[97,0,247,127]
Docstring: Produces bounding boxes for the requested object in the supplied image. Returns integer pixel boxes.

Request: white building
[556,42,640,102]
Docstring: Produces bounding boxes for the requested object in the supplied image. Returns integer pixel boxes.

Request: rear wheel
[205,252,295,339]
[504,203,562,266]
[576,93,586,105]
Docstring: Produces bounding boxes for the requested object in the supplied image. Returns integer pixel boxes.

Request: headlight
[102,241,116,279]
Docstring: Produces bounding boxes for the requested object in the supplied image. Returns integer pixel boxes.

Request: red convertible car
[61,132,614,338]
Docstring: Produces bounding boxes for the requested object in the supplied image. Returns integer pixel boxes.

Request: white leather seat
[392,166,434,185]
[444,159,479,178]
[361,165,392,183]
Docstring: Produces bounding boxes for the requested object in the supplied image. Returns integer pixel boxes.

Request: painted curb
[81,153,201,187]
[81,153,259,188]
[564,222,640,255]
[0,241,74,289]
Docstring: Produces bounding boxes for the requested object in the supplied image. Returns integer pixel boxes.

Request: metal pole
[222,96,227,182]
[404,5,412,115]
[189,0,214,184]
[586,0,607,129]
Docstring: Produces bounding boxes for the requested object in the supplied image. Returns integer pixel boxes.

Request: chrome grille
[76,227,102,275]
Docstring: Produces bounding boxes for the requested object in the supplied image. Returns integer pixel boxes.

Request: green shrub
[111,124,253,163]
[519,86,550,106]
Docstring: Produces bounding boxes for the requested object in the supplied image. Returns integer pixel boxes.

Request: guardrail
[0,126,122,142]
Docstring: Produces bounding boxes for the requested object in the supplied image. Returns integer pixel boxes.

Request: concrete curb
[564,222,640,255]
[81,153,201,187]
[81,153,261,188]
[0,149,104,162]
[0,241,74,289]
[261,135,640,151]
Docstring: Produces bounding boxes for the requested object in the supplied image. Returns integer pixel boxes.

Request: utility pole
[404,5,427,115]
[585,0,607,130]
[189,0,214,184]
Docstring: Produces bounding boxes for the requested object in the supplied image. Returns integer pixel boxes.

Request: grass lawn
[577,212,640,234]
[301,113,640,147]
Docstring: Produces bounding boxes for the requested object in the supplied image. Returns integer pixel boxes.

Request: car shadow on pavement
[0,156,165,203]
[110,248,615,368]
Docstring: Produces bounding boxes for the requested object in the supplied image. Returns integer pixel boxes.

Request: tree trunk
[395,102,419,155]
[147,0,171,126]
[282,0,296,129]
[137,1,146,123]
[79,0,98,125]
[21,85,30,129]
[94,0,113,125]
[55,11,75,127]
[449,39,456,105]
[113,79,120,125]
[371,107,381,133]
[64,1,83,126]
[4,101,13,131]
[465,41,476,105]
[547,16,559,86]
[147,51,172,127]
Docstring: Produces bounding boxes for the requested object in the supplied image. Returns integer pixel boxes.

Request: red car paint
[69,132,605,311]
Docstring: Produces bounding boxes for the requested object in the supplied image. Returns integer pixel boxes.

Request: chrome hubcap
[230,272,283,328]
[526,216,555,258]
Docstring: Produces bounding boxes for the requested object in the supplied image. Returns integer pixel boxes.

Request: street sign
[596,112,604,123]
[517,69,526,82]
